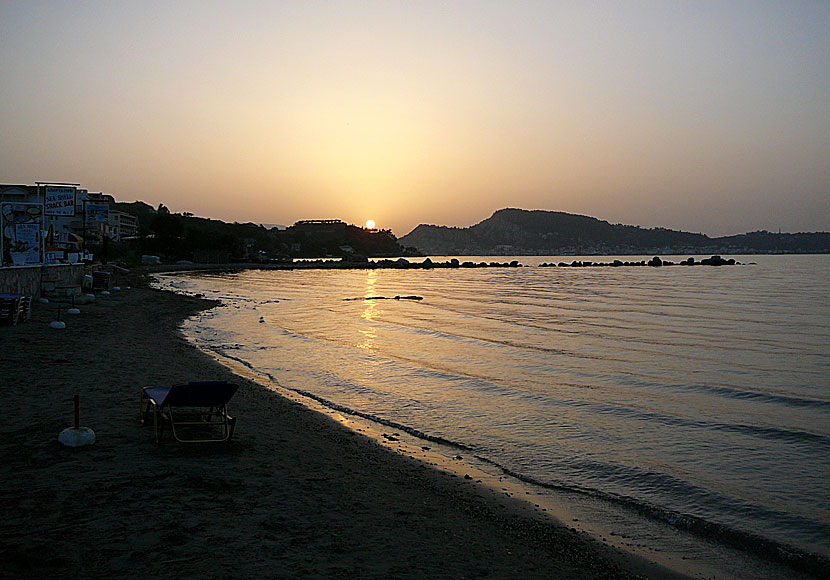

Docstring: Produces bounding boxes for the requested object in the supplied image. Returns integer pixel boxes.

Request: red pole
[74,395,80,429]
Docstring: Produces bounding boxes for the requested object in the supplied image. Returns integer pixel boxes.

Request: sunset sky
[2,1,828,237]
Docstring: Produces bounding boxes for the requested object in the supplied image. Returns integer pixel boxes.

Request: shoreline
[193,307,828,580]
[158,265,830,580]
[0,277,688,579]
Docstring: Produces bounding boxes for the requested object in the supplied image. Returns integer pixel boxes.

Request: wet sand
[0,280,686,579]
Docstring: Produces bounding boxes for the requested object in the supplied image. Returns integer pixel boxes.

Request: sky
[1,1,828,237]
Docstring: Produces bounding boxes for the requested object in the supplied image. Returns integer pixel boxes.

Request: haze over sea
[157,254,829,577]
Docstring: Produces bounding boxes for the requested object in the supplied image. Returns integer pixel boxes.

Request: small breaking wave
[210,341,830,577]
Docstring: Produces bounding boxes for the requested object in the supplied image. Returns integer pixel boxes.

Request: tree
[149,212,184,257]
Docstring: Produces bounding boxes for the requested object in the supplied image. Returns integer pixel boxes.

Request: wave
[680,382,830,410]
[553,396,830,448]
[208,341,830,577]
[399,302,828,378]
[474,456,830,578]
[213,324,830,450]
[210,347,478,452]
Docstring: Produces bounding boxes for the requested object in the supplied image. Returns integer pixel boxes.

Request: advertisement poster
[86,203,110,223]
[45,186,76,216]
[14,223,41,264]
[2,203,42,266]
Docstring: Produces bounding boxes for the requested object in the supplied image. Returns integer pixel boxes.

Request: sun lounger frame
[140,382,238,444]
[0,294,31,325]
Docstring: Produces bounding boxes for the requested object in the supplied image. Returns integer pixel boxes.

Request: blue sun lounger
[140,381,238,443]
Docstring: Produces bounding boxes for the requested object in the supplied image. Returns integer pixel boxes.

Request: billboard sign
[2,203,42,265]
[86,203,110,223]
[14,223,41,264]
[45,186,76,216]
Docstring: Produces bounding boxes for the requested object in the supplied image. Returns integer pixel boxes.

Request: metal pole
[82,197,87,259]
[40,184,45,264]
[0,203,4,266]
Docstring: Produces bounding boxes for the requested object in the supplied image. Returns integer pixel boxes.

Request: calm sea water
[157,255,829,569]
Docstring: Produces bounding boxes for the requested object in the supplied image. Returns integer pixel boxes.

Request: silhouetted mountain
[112,200,156,222]
[399,208,830,255]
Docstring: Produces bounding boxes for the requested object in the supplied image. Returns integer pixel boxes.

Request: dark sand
[0,280,686,579]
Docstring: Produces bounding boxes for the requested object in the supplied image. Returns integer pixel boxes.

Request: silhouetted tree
[149,212,184,257]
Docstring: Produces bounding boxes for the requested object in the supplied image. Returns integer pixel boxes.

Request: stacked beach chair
[92,271,111,292]
[0,294,32,325]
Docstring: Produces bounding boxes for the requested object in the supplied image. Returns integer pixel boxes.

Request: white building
[108,210,139,241]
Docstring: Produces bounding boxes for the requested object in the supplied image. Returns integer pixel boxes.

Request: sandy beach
[0,278,688,579]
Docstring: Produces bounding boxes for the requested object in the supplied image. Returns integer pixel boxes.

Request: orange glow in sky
[1,2,828,236]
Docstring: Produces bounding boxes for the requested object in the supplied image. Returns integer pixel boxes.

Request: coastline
[165,263,829,580]
[0,278,691,579]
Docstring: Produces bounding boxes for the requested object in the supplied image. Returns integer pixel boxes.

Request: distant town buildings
[288,219,349,236]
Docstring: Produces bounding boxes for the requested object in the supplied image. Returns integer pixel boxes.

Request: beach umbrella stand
[50,305,66,329]
[58,395,96,447]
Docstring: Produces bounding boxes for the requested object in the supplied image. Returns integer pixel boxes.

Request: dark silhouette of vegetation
[105,202,415,264]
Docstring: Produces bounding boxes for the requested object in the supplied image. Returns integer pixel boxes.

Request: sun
[364,219,376,230]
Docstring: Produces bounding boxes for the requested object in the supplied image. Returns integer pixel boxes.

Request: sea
[154,254,829,579]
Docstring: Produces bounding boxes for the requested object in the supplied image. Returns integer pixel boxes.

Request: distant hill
[398,208,830,255]
[107,201,415,262]
[112,200,156,220]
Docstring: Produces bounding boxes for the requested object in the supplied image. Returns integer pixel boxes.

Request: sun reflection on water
[357,270,378,350]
